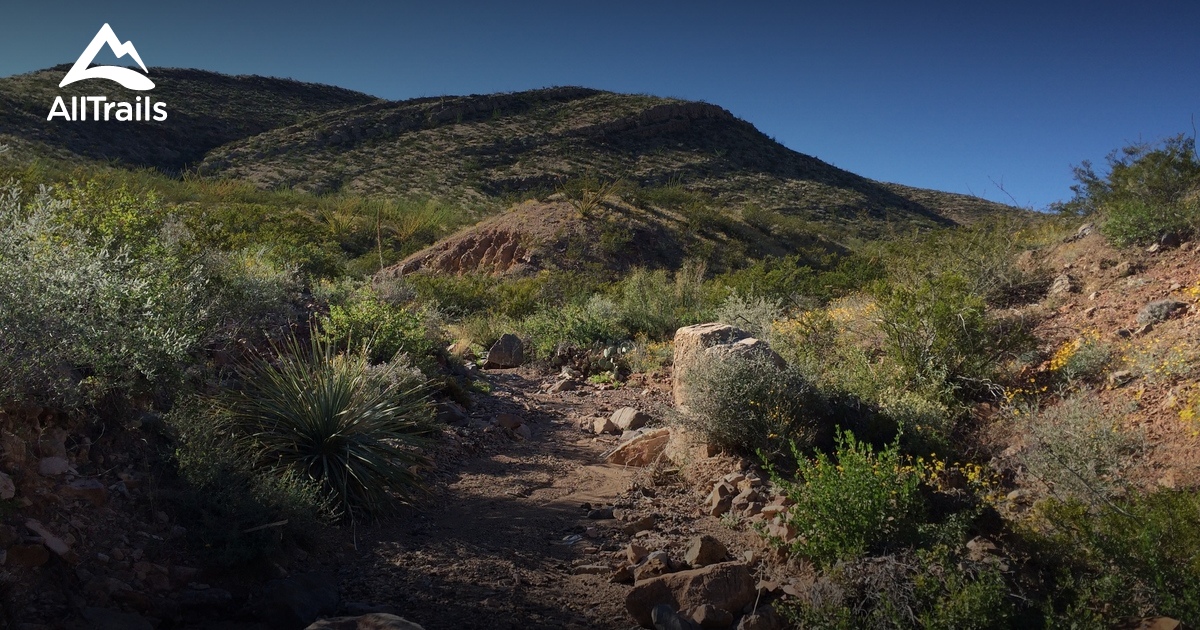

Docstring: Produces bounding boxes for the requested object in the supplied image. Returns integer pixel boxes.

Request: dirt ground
[325,368,762,630]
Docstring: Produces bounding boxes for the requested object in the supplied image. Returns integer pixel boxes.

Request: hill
[0,65,378,170]
[196,86,1017,238]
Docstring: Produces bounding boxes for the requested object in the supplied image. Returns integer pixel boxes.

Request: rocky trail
[323,366,772,630]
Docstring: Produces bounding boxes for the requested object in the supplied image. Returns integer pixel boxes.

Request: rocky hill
[197,86,1016,237]
[0,66,378,170]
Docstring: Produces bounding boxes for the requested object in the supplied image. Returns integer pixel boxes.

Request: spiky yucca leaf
[224,335,433,519]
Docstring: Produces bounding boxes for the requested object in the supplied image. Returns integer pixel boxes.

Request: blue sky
[3,0,1197,209]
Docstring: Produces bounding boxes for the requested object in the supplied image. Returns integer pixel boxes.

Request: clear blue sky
[3,0,1198,210]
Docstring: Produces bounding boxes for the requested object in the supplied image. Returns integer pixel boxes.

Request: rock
[672,323,751,407]
[707,482,735,517]
[611,564,636,584]
[686,604,734,629]
[37,456,71,476]
[684,535,728,568]
[259,573,340,630]
[1109,370,1135,387]
[305,613,426,630]
[593,416,620,435]
[587,506,615,520]
[703,338,786,370]
[1137,299,1186,325]
[6,543,50,567]
[435,402,469,425]
[0,470,14,500]
[1,432,26,466]
[651,604,701,630]
[25,518,73,560]
[626,562,756,628]
[1047,273,1076,296]
[514,424,532,440]
[574,563,612,575]
[737,605,783,630]
[665,426,720,465]
[1114,261,1136,277]
[81,607,154,630]
[62,478,108,507]
[484,334,524,369]
[549,379,579,393]
[626,543,650,564]
[612,407,652,432]
[623,514,657,535]
[1006,489,1031,504]
[493,413,525,430]
[607,428,671,467]
[635,550,676,581]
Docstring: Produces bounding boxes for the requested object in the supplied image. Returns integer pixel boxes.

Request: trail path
[331,368,722,630]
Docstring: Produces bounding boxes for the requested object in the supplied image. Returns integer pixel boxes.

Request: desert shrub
[782,548,1014,630]
[0,182,207,407]
[1038,489,1200,623]
[403,273,494,317]
[1061,134,1200,245]
[616,261,711,338]
[1017,393,1139,504]
[874,272,1011,400]
[618,334,674,374]
[166,399,331,566]
[518,295,623,357]
[1047,332,1112,385]
[320,288,442,366]
[205,246,303,342]
[217,336,433,520]
[714,292,783,339]
[683,354,827,458]
[770,431,924,568]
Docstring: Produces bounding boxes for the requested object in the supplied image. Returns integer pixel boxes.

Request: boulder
[634,550,676,581]
[38,456,71,476]
[1047,273,1076,296]
[686,604,734,629]
[684,535,728,568]
[493,413,525,430]
[62,478,108,506]
[703,338,785,370]
[305,613,426,630]
[607,428,670,466]
[594,415,620,435]
[612,407,652,432]
[651,604,700,630]
[672,323,750,408]
[625,562,756,628]
[1137,299,1186,326]
[0,471,13,500]
[259,573,340,630]
[737,605,783,630]
[484,334,524,369]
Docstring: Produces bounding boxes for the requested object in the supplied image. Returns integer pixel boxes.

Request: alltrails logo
[47,24,168,122]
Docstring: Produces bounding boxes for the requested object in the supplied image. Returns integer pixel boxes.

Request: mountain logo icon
[59,24,155,91]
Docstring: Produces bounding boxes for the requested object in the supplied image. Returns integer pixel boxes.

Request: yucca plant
[222,334,433,520]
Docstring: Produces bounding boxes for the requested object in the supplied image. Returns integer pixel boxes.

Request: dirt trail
[331,369,680,630]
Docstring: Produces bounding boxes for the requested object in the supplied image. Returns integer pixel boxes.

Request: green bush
[874,272,1010,400]
[0,182,207,407]
[1039,490,1200,623]
[320,288,442,366]
[683,354,827,458]
[517,295,623,357]
[167,399,331,566]
[616,262,711,338]
[218,336,433,520]
[1102,196,1198,247]
[713,291,782,339]
[782,548,1014,629]
[771,431,924,568]
[1017,393,1139,504]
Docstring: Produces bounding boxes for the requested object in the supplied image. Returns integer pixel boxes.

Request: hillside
[196,86,1017,238]
[0,65,378,170]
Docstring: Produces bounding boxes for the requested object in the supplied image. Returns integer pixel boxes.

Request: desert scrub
[1047,330,1112,385]
[1038,489,1200,623]
[682,354,827,458]
[781,547,1014,630]
[1016,392,1139,504]
[618,334,674,374]
[615,262,712,339]
[0,182,208,407]
[714,291,782,339]
[768,431,924,568]
[167,399,331,566]
[320,287,442,367]
[217,336,433,520]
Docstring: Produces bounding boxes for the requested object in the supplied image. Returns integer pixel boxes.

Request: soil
[325,368,764,630]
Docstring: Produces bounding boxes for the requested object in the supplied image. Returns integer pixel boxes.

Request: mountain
[196,86,1017,236]
[0,66,378,170]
